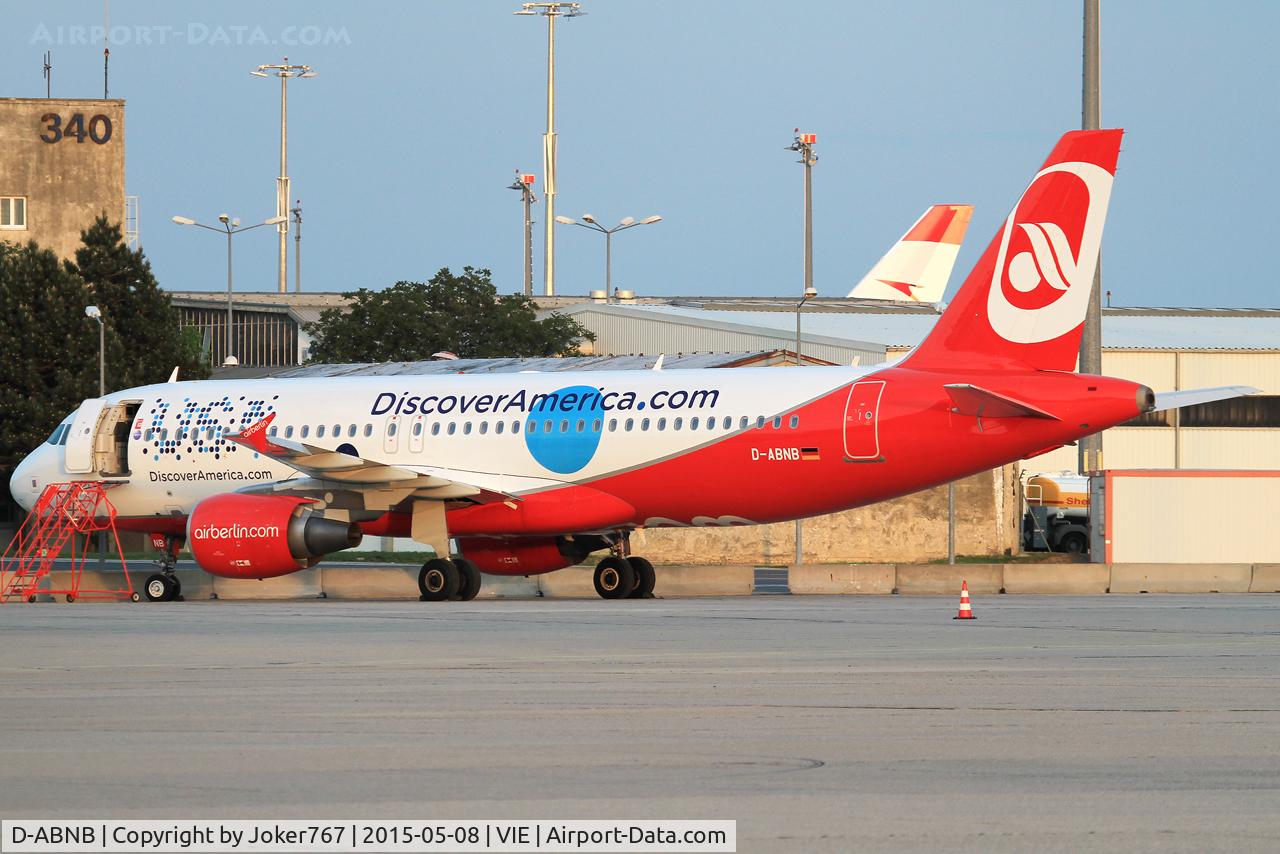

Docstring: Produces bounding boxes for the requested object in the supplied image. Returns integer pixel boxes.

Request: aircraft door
[64,397,107,473]
[843,380,885,462]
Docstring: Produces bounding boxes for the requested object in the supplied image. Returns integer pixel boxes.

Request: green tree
[66,216,209,390]
[0,240,99,467]
[305,266,594,363]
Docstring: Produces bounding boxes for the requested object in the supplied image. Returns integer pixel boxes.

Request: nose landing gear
[144,534,185,602]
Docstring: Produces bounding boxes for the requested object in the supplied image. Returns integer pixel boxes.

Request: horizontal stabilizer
[1152,385,1259,412]
[945,384,1060,420]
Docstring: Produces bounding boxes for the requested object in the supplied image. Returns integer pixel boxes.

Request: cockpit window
[46,421,70,446]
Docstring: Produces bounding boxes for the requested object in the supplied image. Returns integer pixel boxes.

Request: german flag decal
[800,447,821,461]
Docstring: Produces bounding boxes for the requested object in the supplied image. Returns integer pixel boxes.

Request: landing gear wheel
[168,575,183,602]
[144,573,176,602]
[627,556,656,599]
[594,556,636,600]
[418,558,460,601]
[455,558,481,601]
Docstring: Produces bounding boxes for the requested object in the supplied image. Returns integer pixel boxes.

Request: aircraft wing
[224,413,513,504]
[944,384,1060,420]
[1152,385,1259,412]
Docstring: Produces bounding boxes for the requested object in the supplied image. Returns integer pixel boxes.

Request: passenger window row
[141,414,804,445]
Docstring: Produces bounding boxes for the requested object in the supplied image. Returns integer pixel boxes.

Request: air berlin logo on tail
[986,161,1114,344]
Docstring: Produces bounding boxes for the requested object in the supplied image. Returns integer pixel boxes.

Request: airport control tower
[0,97,128,259]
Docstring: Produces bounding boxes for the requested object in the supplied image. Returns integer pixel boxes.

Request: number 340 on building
[39,113,113,145]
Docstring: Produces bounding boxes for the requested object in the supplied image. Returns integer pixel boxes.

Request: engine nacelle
[187,494,362,579]
[457,536,600,576]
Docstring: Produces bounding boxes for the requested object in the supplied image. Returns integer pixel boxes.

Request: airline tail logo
[986,161,1113,344]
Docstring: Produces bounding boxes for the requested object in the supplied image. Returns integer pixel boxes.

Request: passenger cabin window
[773,416,782,429]
[496,421,505,434]
[412,422,423,436]
[317,425,326,438]
[285,426,294,438]
[674,417,683,430]
[385,423,395,437]
[431,423,441,436]
[348,424,357,437]
[641,418,651,431]
[690,417,700,430]
[447,422,457,435]
[609,418,618,432]
[512,421,521,433]
[363,424,373,437]
[657,418,667,431]
[790,415,799,428]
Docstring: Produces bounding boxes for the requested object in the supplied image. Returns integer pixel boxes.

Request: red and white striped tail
[954,579,976,620]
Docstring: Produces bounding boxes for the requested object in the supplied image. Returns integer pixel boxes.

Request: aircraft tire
[594,556,636,600]
[455,558,481,601]
[627,556,656,598]
[419,558,460,601]
[144,573,176,602]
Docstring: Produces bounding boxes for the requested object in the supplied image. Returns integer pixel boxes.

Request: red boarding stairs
[1,482,137,603]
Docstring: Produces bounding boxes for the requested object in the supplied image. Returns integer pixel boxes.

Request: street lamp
[85,305,104,397]
[785,130,818,298]
[514,2,585,297]
[508,173,538,297]
[555,213,661,298]
[251,58,316,294]
[172,214,287,366]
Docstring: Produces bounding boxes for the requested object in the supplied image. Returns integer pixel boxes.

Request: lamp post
[554,213,661,297]
[793,285,816,566]
[1078,0,1103,476]
[251,58,316,294]
[514,2,584,296]
[786,130,818,299]
[508,173,538,297]
[85,305,104,396]
[172,214,287,366]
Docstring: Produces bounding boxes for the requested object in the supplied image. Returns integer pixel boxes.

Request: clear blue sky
[6,1,1277,307]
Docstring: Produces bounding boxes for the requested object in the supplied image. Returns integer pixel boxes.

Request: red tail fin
[903,130,1123,372]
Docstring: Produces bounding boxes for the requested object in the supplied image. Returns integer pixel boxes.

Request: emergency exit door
[843,380,885,461]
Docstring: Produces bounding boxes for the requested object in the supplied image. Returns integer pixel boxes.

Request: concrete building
[0,98,129,259]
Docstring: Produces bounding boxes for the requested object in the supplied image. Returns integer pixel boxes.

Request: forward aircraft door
[843,381,885,462]
[64,397,107,473]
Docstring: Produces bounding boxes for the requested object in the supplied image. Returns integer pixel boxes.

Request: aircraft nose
[9,448,47,512]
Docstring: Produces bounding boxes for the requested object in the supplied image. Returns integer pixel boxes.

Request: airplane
[9,129,1254,603]
[847,203,974,303]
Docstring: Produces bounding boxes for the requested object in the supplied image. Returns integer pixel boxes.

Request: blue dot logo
[524,385,604,474]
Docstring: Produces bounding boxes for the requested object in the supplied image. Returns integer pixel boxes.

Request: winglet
[167,366,180,383]
[228,412,283,454]
[652,354,665,371]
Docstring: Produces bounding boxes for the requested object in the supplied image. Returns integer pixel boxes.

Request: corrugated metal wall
[576,311,885,366]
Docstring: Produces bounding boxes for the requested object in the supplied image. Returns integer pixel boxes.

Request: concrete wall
[0,98,125,259]
[631,464,1021,565]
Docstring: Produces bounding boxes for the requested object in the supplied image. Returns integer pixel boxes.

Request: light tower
[514,2,585,296]
[251,58,316,294]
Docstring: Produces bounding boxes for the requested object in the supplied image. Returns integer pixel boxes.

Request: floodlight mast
[513,2,584,296]
[251,58,316,293]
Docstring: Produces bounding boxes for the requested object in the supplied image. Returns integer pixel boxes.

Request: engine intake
[188,494,361,579]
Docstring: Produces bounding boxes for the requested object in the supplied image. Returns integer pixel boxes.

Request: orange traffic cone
[953,580,976,620]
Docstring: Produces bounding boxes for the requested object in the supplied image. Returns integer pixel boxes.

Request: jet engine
[187,494,361,579]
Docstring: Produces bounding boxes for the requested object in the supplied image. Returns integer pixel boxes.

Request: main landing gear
[593,554,656,600]
[144,535,185,602]
[418,557,481,602]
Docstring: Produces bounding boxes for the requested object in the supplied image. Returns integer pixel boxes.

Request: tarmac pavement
[1,594,1278,853]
